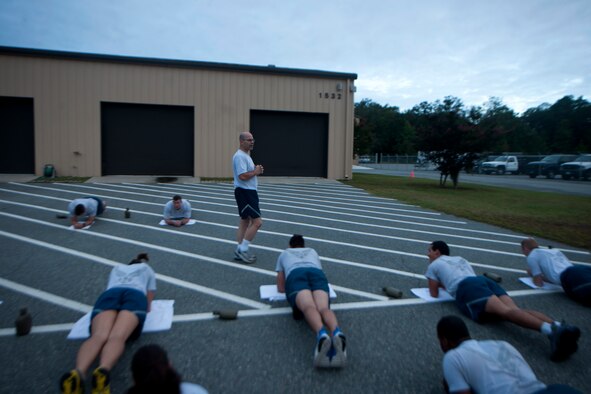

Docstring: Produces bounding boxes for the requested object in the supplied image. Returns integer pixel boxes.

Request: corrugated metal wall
[0,51,356,179]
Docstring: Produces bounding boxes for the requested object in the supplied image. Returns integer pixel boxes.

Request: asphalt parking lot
[0,180,590,393]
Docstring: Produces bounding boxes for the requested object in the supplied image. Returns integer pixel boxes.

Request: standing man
[425,240,580,362]
[68,196,106,229]
[163,195,192,227]
[521,237,591,306]
[436,315,582,394]
[232,131,264,263]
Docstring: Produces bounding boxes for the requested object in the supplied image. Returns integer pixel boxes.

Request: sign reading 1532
[319,92,342,99]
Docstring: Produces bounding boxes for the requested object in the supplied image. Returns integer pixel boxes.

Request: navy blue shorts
[234,188,261,219]
[285,268,330,308]
[90,287,148,339]
[561,265,591,307]
[455,276,507,322]
[85,196,105,216]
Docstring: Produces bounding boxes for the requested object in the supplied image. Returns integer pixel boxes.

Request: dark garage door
[101,102,194,175]
[250,110,328,177]
[0,96,35,174]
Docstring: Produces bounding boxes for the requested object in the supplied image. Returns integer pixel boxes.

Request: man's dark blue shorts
[90,287,148,337]
[455,276,507,322]
[285,268,330,308]
[234,187,261,219]
[561,265,591,306]
[86,196,105,216]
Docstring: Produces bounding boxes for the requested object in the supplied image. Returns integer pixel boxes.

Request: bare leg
[498,295,553,323]
[485,295,551,331]
[312,290,338,333]
[75,311,117,375]
[296,290,324,333]
[236,218,250,244]
[244,217,262,242]
[97,310,139,370]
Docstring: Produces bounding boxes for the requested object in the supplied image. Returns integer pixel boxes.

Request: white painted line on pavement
[0,214,387,300]
[0,277,92,313]
[0,288,562,337]
[0,230,272,309]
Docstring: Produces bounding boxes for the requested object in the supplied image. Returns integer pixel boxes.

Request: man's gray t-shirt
[527,248,572,284]
[232,149,257,190]
[425,255,476,296]
[275,247,322,279]
[443,339,546,394]
[163,200,192,220]
[68,198,98,218]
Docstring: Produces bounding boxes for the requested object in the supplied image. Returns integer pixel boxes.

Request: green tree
[354,99,417,155]
[409,96,488,188]
[522,96,591,153]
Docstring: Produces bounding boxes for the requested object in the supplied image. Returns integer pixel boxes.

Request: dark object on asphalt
[213,310,238,320]
[483,272,502,283]
[292,306,304,320]
[15,307,32,336]
[382,287,403,299]
[56,213,68,219]
[156,177,178,183]
[125,208,131,218]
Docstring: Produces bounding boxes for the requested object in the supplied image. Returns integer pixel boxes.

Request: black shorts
[234,188,261,219]
[90,287,147,340]
[560,265,591,306]
[455,276,507,322]
[285,268,330,308]
[85,196,105,216]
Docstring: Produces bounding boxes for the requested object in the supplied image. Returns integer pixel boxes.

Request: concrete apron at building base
[0,174,339,185]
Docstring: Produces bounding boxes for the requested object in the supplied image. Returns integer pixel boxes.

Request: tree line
[354,95,591,186]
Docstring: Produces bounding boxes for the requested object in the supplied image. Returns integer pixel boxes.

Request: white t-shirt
[275,247,322,279]
[526,248,572,284]
[443,339,546,394]
[181,382,209,394]
[106,263,157,295]
[163,200,192,220]
[425,255,476,296]
[232,149,257,190]
[68,198,98,218]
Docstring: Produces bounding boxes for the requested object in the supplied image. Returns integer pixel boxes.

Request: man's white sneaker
[313,334,332,368]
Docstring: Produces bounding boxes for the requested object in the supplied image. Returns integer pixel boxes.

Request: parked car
[560,154,591,180]
[480,155,519,175]
[525,154,577,179]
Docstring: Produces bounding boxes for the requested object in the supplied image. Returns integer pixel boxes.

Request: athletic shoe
[60,369,84,394]
[331,332,348,368]
[313,333,332,368]
[91,367,110,394]
[236,249,256,264]
[234,250,242,261]
[549,322,580,362]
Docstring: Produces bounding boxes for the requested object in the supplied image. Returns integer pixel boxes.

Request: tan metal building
[0,46,357,180]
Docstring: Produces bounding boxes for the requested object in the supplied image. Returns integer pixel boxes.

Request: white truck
[480,155,519,175]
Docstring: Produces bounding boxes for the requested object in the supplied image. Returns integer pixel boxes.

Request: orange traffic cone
[410,170,415,178]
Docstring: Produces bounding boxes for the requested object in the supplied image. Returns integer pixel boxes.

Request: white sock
[541,322,553,335]
[239,240,250,252]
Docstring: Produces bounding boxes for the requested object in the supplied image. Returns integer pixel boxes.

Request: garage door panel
[250,110,327,177]
[0,96,35,174]
[101,102,194,176]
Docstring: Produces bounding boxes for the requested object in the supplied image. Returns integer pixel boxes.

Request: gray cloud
[0,0,589,113]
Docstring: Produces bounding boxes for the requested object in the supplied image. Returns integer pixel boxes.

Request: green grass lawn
[343,173,591,250]
[31,176,91,183]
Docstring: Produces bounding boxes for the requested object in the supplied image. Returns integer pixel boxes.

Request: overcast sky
[1,0,589,114]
